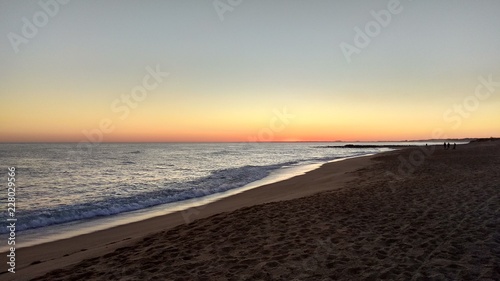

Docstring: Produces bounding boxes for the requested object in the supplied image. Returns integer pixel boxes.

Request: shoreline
[2,152,381,280]
[4,153,374,251]
[7,140,500,280]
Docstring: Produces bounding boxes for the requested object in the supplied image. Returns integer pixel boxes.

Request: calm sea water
[0,142,433,246]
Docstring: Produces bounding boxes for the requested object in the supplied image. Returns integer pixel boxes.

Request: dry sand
[5,141,500,280]
[2,150,373,280]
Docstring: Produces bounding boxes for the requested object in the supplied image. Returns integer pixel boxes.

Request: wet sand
[2,151,373,280]
[5,140,500,280]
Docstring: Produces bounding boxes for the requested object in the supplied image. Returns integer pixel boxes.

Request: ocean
[0,142,434,248]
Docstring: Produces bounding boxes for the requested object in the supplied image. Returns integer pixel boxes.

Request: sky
[1,0,499,142]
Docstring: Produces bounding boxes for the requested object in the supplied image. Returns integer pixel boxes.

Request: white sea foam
[0,142,420,235]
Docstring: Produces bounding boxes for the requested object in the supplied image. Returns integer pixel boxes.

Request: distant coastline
[318,138,499,148]
[319,144,422,148]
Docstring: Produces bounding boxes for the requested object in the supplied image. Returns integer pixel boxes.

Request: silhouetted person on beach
[453,143,456,150]
[444,142,447,150]
[447,143,451,149]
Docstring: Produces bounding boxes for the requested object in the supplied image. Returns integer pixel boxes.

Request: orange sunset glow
[1,1,499,142]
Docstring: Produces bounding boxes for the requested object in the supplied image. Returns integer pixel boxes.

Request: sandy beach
[3,1,499,280]
[4,140,500,280]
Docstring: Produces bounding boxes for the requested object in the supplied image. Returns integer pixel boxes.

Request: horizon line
[0,137,491,144]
